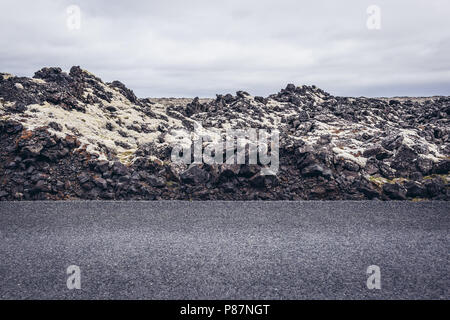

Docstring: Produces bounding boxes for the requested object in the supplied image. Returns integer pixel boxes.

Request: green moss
[166,181,176,187]
[369,176,388,185]
[368,176,408,186]
[117,150,134,163]
[423,174,449,184]
[369,173,449,190]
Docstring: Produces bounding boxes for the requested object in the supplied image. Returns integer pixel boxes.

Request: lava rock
[48,122,63,131]
[391,145,418,172]
[180,166,210,184]
[77,173,90,184]
[424,178,444,197]
[112,161,129,176]
[382,183,406,200]
[404,181,427,198]
[22,144,44,157]
[147,175,166,188]
[381,135,404,151]
[93,177,108,190]
[32,180,50,193]
[433,159,450,174]
[219,164,241,180]
[239,164,260,178]
[301,164,332,178]
[416,158,433,175]
[356,181,380,199]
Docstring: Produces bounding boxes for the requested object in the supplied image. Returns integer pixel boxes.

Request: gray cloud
[1,0,449,97]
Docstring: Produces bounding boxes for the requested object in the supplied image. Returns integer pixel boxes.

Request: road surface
[0,201,448,299]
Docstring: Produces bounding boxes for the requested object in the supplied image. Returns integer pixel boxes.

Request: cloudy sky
[1,0,449,97]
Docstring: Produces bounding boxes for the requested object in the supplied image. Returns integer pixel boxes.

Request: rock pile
[0,67,448,200]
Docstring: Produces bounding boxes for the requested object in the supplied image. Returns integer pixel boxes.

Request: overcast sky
[1,0,449,97]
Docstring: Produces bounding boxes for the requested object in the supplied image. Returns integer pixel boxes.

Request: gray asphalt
[0,201,448,300]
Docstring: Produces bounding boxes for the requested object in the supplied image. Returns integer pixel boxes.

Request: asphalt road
[0,201,448,300]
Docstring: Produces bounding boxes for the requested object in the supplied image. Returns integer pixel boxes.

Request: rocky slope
[0,66,449,200]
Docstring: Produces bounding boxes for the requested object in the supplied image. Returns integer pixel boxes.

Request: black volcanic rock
[0,67,448,200]
[108,80,139,104]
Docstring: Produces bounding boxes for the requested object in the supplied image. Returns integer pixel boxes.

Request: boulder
[424,178,444,197]
[112,161,129,176]
[416,158,433,175]
[180,166,210,185]
[301,164,332,178]
[381,135,403,151]
[219,164,241,180]
[93,177,108,190]
[147,175,166,188]
[77,173,90,184]
[22,144,44,157]
[404,181,427,198]
[382,183,406,200]
[391,145,418,172]
[433,159,450,174]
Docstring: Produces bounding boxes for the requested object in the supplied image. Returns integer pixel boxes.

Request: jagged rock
[381,135,404,151]
[249,174,265,188]
[93,177,108,190]
[424,178,445,197]
[363,145,391,160]
[9,102,26,113]
[317,134,332,145]
[382,183,407,200]
[298,110,309,121]
[404,181,427,198]
[219,164,241,179]
[356,181,380,199]
[254,96,267,104]
[0,120,23,133]
[109,80,138,104]
[22,144,44,157]
[301,164,332,178]
[147,175,166,188]
[433,159,450,174]
[180,165,210,184]
[222,182,236,193]
[81,181,95,191]
[236,91,250,98]
[239,164,260,178]
[417,158,434,175]
[56,180,65,190]
[77,173,90,184]
[48,121,62,131]
[95,160,110,173]
[285,84,296,92]
[33,67,67,82]
[6,161,16,168]
[391,145,418,172]
[344,161,359,172]
[105,106,117,112]
[32,180,50,193]
[112,161,129,176]
[185,97,203,116]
